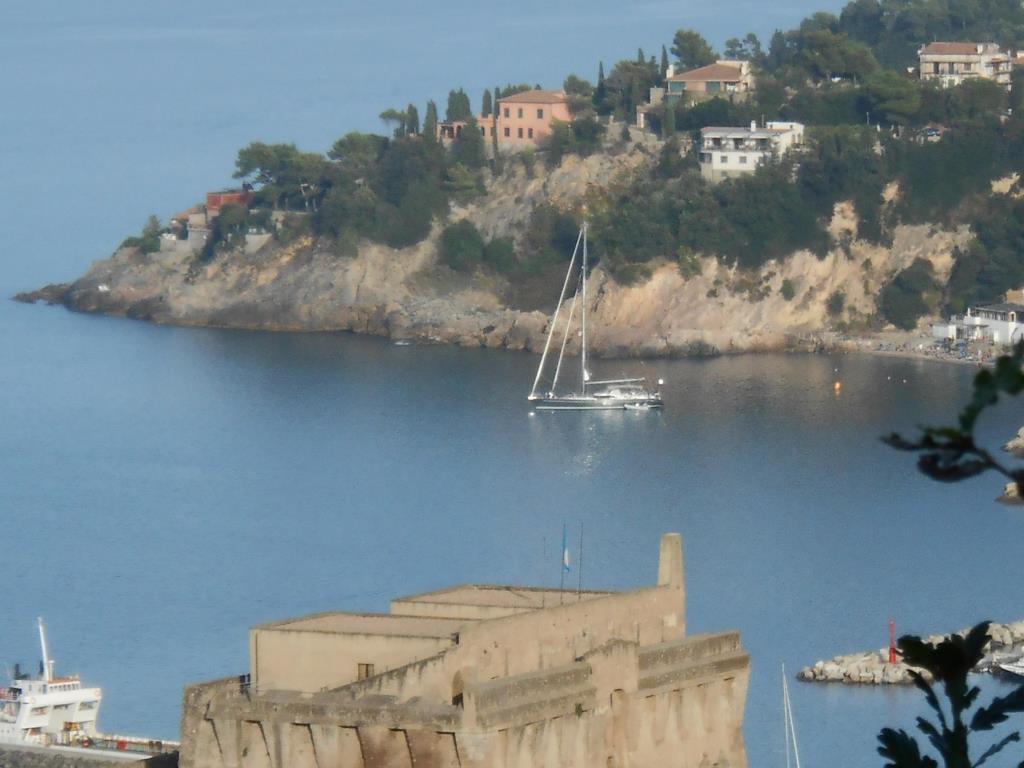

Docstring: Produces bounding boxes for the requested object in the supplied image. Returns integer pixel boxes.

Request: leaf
[970,684,1024,731]
[974,732,1021,767]
[878,727,939,768]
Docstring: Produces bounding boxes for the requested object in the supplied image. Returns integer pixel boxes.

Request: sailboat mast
[529,229,583,399]
[38,617,52,683]
[581,222,588,395]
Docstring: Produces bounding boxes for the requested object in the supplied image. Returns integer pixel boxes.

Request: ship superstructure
[0,618,101,748]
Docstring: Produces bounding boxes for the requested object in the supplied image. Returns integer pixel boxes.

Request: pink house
[491,90,573,146]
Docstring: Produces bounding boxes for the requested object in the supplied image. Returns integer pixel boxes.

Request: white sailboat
[783,663,802,768]
[527,223,664,411]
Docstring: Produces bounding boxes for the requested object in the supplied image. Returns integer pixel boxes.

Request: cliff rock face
[18,143,970,357]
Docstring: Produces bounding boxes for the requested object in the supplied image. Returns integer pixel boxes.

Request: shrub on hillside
[878,258,936,330]
[439,220,485,271]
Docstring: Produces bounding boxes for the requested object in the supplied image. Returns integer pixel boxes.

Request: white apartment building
[932,302,1024,344]
[699,121,805,183]
[918,42,1012,88]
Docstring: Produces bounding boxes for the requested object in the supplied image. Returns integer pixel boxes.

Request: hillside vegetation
[93,0,1024,338]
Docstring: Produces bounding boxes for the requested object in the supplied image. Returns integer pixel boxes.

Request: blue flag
[562,523,571,573]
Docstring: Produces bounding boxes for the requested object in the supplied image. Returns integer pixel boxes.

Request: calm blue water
[4,3,1024,767]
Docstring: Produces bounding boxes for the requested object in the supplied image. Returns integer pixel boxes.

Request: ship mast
[581,222,588,395]
[38,617,53,682]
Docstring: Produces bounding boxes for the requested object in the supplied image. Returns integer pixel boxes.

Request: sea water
[4,3,1024,767]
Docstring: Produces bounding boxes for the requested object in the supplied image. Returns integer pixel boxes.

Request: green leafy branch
[878,622,1024,768]
[883,341,1024,496]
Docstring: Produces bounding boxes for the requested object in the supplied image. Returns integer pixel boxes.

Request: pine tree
[482,89,492,118]
[594,61,607,113]
[406,104,420,135]
[424,100,439,141]
[663,102,676,136]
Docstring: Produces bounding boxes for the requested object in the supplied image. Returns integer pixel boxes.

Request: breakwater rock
[798,620,1024,685]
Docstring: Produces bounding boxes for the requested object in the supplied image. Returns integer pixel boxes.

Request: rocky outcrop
[16,142,973,357]
[798,620,1024,685]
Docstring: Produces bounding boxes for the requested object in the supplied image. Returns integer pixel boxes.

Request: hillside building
[699,121,805,183]
[666,60,754,105]
[436,90,573,148]
[918,42,1011,88]
[179,534,750,768]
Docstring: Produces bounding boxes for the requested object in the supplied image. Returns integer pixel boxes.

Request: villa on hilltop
[179,534,749,768]
[437,89,572,148]
[699,121,805,183]
[918,42,1012,88]
[637,60,754,128]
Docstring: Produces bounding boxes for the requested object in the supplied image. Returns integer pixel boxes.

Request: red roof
[497,89,567,104]
[920,42,985,56]
[669,63,745,82]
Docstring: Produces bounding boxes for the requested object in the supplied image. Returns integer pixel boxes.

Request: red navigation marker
[888,618,897,664]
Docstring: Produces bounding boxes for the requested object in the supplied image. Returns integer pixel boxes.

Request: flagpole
[577,523,584,596]
[559,522,566,604]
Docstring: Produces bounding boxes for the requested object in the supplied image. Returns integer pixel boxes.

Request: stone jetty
[798,620,1024,685]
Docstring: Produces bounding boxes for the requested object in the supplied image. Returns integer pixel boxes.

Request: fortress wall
[452,584,684,685]
[251,628,451,693]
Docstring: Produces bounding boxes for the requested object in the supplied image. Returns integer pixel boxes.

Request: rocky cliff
[17,141,971,357]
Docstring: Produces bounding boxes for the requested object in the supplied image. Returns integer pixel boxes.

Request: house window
[739,156,747,164]
[480,126,485,135]
[504,127,510,137]
[357,663,375,681]
[933,63,940,74]
[517,108,523,118]
[720,155,728,163]
[503,108,509,118]
[948,62,955,74]
[518,127,523,138]
[963,62,972,72]
[528,128,534,138]
[537,108,544,119]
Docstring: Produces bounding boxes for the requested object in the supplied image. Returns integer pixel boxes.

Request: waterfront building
[918,42,1011,88]
[932,302,1024,345]
[179,534,749,768]
[666,60,754,106]
[699,121,805,183]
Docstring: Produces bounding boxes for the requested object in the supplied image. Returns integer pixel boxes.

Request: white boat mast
[581,222,588,395]
[37,617,53,682]
[782,663,801,768]
[529,228,584,400]
[551,275,581,394]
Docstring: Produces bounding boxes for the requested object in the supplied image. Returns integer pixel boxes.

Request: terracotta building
[179,533,750,768]
[666,60,754,105]
[918,42,1011,88]
[490,89,572,146]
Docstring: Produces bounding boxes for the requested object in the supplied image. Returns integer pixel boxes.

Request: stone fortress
[179,534,749,768]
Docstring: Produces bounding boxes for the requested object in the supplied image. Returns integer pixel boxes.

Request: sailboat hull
[533,395,664,411]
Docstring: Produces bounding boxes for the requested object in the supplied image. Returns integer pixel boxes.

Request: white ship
[527,223,664,411]
[1,618,174,759]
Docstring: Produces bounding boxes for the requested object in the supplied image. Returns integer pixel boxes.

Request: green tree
[826,289,845,316]
[780,278,796,300]
[327,132,386,178]
[660,45,670,76]
[423,101,439,141]
[439,219,485,271]
[481,89,492,118]
[139,215,161,254]
[878,258,936,330]
[864,71,922,124]
[379,108,408,137]
[446,88,473,122]
[406,104,420,135]
[662,100,676,136]
[671,28,717,70]
[453,116,486,169]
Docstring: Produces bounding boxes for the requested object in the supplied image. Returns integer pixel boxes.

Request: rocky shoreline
[798,620,1024,685]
